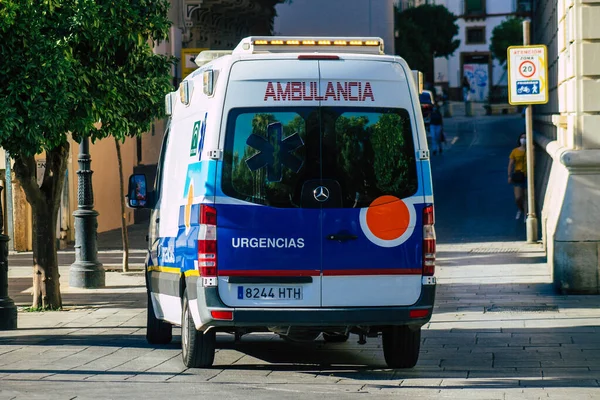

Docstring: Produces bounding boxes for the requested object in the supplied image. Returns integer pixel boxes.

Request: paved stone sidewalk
[1,241,600,399]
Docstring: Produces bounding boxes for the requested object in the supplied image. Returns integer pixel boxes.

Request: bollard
[0,183,17,330]
[443,102,453,118]
[465,101,473,117]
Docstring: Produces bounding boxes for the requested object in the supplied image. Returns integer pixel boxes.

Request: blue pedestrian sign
[516,81,540,95]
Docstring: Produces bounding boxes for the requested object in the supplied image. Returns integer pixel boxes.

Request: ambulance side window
[154,125,170,196]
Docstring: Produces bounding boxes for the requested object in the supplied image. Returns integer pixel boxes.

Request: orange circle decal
[365,195,410,240]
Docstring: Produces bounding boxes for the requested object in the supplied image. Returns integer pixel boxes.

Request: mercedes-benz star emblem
[313,186,330,202]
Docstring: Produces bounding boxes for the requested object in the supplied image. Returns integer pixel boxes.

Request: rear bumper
[187,278,436,330]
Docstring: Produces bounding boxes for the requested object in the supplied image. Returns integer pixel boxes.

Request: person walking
[462,76,471,102]
[508,133,527,220]
[429,105,444,155]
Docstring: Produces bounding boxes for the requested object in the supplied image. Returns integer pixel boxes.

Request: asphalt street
[3,114,600,399]
[431,114,527,243]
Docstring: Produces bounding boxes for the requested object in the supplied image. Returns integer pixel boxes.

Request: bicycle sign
[508,45,548,105]
[516,81,540,95]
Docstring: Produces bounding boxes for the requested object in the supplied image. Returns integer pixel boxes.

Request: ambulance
[128,36,436,369]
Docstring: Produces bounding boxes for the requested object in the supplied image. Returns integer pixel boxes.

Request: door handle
[327,234,358,242]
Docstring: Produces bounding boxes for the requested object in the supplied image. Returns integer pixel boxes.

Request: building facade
[533,0,600,294]
[274,0,396,54]
[402,0,532,101]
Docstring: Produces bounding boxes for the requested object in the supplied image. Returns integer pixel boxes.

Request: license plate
[237,286,303,300]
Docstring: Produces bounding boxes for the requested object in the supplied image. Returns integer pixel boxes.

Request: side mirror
[127,174,148,208]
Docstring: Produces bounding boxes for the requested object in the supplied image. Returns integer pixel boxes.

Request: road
[431,114,527,243]
[3,114,600,399]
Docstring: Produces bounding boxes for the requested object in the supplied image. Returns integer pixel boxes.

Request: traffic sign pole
[523,20,538,244]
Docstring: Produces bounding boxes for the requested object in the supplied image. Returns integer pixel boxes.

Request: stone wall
[533,0,600,294]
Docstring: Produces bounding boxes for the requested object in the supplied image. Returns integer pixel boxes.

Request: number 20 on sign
[507,45,548,105]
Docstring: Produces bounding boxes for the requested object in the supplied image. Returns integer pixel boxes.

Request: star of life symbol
[313,186,330,202]
[245,122,304,182]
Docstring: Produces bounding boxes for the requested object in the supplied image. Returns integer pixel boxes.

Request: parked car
[420,90,436,126]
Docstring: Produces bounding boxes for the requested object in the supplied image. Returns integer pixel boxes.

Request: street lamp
[69,135,105,288]
[0,182,17,330]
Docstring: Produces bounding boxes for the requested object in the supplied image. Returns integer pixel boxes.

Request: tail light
[198,204,218,287]
[211,310,233,320]
[409,309,430,319]
[423,205,436,276]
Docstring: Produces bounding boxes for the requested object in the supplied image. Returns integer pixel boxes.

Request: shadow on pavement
[437,251,547,267]
[1,325,600,387]
[8,288,146,309]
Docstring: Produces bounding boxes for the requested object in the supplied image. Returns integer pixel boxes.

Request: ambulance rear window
[222,107,418,208]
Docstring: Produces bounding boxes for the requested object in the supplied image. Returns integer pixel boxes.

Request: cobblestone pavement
[2,242,600,399]
[2,115,599,399]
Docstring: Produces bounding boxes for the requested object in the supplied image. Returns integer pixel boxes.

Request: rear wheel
[181,289,216,368]
[382,326,421,369]
[322,333,349,343]
[146,291,172,345]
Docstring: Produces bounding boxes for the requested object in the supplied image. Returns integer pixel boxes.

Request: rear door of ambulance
[216,57,322,307]
[317,58,427,307]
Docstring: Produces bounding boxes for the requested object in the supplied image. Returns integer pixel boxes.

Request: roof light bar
[252,39,382,47]
[235,36,385,55]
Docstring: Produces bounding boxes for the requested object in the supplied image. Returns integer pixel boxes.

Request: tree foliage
[0,0,174,309]
[490,17,524,66]
[394,4,460,79]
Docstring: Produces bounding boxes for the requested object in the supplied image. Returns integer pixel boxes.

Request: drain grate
[484,305,559,313]
[470,248,520,254]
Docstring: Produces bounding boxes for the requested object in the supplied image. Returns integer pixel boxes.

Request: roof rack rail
[194,50,234,67]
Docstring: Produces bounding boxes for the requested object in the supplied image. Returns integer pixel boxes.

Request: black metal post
[69,136,105,288]
[0,184,17,330]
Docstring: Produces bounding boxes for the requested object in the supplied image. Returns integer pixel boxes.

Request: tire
[181,289,216,368]
[382,326,421,369]
[323,333,349,343]
[146,291,173,345]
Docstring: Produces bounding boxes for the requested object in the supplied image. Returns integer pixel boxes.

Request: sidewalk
[2,240,600,398]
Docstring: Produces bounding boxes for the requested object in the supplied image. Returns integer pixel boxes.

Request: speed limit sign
[507,45,548,105]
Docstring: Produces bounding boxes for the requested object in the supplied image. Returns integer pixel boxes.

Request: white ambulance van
[128,36,436,369]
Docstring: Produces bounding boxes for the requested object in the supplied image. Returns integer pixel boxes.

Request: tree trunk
[114,138,129,272]
[13,143,69,309]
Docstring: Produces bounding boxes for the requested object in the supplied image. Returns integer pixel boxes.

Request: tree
[0,0,173,309]
[490,17,524,67]
[394,4,460,82]
[115,139,129,273]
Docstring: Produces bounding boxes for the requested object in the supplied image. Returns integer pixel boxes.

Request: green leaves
[394,4,460,78]
[0,0,174,156]
[490,17,524,67]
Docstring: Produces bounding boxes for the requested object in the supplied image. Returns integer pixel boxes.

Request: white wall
[434,0,516,90]
[274,0,396,54]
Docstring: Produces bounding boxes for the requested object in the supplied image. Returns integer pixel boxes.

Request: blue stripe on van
[418,160,433,196]
[162,201,429,275]
[183,160,218,199]
[160,159,432,276]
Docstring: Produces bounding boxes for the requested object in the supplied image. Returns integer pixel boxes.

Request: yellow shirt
[509,148,526,173]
